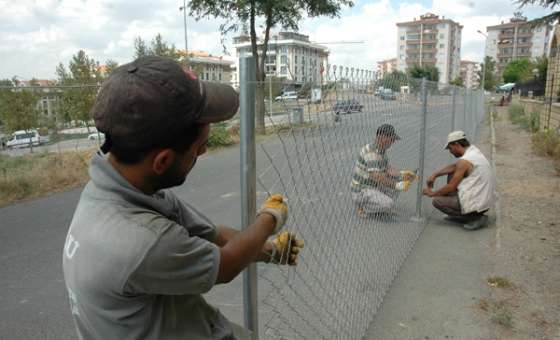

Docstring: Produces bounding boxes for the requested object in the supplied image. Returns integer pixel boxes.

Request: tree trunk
[256,83,266,134]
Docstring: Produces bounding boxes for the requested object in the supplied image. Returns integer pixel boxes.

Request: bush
[532,129,560,159]
[529,111,540,132]
[508,104,529,129]
[207,123,235,148]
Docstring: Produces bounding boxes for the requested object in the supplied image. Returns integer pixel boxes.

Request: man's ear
[152,149,176,175]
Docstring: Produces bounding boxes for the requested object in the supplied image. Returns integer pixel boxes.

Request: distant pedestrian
[423,131,495,230]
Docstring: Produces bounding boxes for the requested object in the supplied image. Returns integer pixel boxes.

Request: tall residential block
[485,14,552,76]
[233,31,329,85]
[460,60,480,89]
[396,13,462,84]
[377,58,397,79]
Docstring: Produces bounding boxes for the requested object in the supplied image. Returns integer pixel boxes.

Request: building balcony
[517,31,533,37]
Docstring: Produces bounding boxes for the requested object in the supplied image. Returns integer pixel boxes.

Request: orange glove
[268,232,304,265]
[257,194,288,233]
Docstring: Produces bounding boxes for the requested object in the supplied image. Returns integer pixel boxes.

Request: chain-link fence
[242,65,485,339]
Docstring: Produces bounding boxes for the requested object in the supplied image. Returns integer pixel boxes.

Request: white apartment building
[377,58,397,79]
[396,13,462,84]
[182,51,234,83]
[485,14,552,76]
[233,32,330,85]
[460,60,480,89]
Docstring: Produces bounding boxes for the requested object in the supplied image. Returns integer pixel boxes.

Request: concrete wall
[519,98,560,130]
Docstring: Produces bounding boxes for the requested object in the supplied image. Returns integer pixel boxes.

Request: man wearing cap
[423,130,494,230]
[350,124,418,218]
[62,56,303,340]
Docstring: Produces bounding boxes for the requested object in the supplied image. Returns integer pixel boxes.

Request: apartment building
[460,60,480,89]
[485,14,551,76]
[396,13,462,84]
[15,79,58,121]
[181,50,234,83]
[233,31,330,85]
[377,58,397,79]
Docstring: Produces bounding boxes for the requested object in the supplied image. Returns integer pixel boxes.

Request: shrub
[207,123,235,148]
[532,129,560,159]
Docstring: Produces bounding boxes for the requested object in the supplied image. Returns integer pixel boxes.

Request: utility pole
[180,0,189,64]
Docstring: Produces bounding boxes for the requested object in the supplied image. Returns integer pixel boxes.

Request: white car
[88,132,105,141]
[274,91,298,101]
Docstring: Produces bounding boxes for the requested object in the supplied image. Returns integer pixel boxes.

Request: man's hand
[395,180,412,191]
[422,188,435,197]
[267,232,304,265]
[426,174,436,188]
[257,194,288,233]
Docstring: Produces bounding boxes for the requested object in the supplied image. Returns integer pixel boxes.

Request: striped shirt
[351,143,389,192]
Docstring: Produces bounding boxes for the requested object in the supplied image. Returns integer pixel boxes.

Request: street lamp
[477,30,488,92]
[179,0,188,64]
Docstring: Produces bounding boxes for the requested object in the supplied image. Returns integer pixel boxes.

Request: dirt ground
[482,105,560,339]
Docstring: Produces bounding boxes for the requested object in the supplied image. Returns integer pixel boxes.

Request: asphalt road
[0,93,465,339]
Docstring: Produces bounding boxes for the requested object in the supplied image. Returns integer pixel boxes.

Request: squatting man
[62,56,304,340]
[422,130,495,230]
[350,124,418,218]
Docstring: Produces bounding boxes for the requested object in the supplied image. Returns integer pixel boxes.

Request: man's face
[376,134,395,150]
[447,143,461,158]
[155,124,210,189]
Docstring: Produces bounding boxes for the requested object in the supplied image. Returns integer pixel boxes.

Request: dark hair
[451,138,470,148]
[103,123,203,164]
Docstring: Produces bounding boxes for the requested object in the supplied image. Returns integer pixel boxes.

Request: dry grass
[0,149,94,207]
[532,130,560,175]
[487,276,512,289]
[478,298,514,329]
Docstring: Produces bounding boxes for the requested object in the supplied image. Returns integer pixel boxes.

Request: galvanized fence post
[451,87,457,131]
[414,78,428,219]
[239,56,259,340]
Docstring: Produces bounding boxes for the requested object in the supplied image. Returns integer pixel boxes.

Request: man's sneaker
[463,215,489,230]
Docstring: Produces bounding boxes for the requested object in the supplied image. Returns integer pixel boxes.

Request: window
[281,66,287,74]
[205,73,209,80]
[400,45,404,50]
[439,44,444,48]
[295,55,298,63]
[219,73,222,81]
[439,33,444,39]
[400,35,405,40]
[295,66,298,74]
[281,55,288,64]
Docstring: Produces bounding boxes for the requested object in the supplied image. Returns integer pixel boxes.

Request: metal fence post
[463,88,468,130]
[240,56,259,340]
[414,78,428,219]
[451,87,457,131]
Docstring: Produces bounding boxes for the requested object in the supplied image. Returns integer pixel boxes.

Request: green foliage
[478,56,497,91]
[55,50,101,128]
[0,88,40,134]
[133,34,181,61]
[408,64,439,82]
[450,77,464,87]
[0,79,14,87]
[502,58,532,84]
[532,129,560,159]
[207,123,234,147]
[104,60,120,76]
[507,104,540,131]
[378,70,408,92]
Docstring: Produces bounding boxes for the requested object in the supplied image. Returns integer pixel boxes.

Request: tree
[517,0,560,25]
[134,37,150,59]
[0,87,41,150]
[502,58,532,83]
[408,64,439,82]
[478,56,497,91]
[379,70,408,92]
[104,59,120,76]
[0,79,14,87]
[56,50,102,131]
[450,77,464,87]
[189,0,354,133]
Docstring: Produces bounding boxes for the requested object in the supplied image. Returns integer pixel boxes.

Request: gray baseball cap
[92,56,239,150]
[444,130,467,149]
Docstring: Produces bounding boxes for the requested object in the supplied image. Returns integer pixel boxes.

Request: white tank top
[457,145,495,214]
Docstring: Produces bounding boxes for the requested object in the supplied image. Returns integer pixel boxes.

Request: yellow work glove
[257,194,288,233]
[400,169,419,182]
[395,180,412,191]
[268,232,304,265]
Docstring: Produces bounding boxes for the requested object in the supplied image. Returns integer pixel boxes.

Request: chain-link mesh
[252,70,485,339]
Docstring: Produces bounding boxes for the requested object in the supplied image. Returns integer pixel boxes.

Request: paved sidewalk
[365,122,496,340]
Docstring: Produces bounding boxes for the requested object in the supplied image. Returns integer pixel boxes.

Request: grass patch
[532,129,560,175]
[487,276,512,288]
[0,150,93,207]
[478,298,514,329]
[207,123,238,148]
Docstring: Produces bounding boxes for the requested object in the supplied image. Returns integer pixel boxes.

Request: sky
[0,0,552,80]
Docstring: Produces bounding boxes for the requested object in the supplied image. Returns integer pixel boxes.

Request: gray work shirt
[62,152,234,340]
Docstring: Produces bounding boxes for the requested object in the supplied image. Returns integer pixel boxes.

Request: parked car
[378,89,397,100]
[332,99,364,115]
[274,91,298,101]
[88,132,105,141]
[6,129,47,148]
